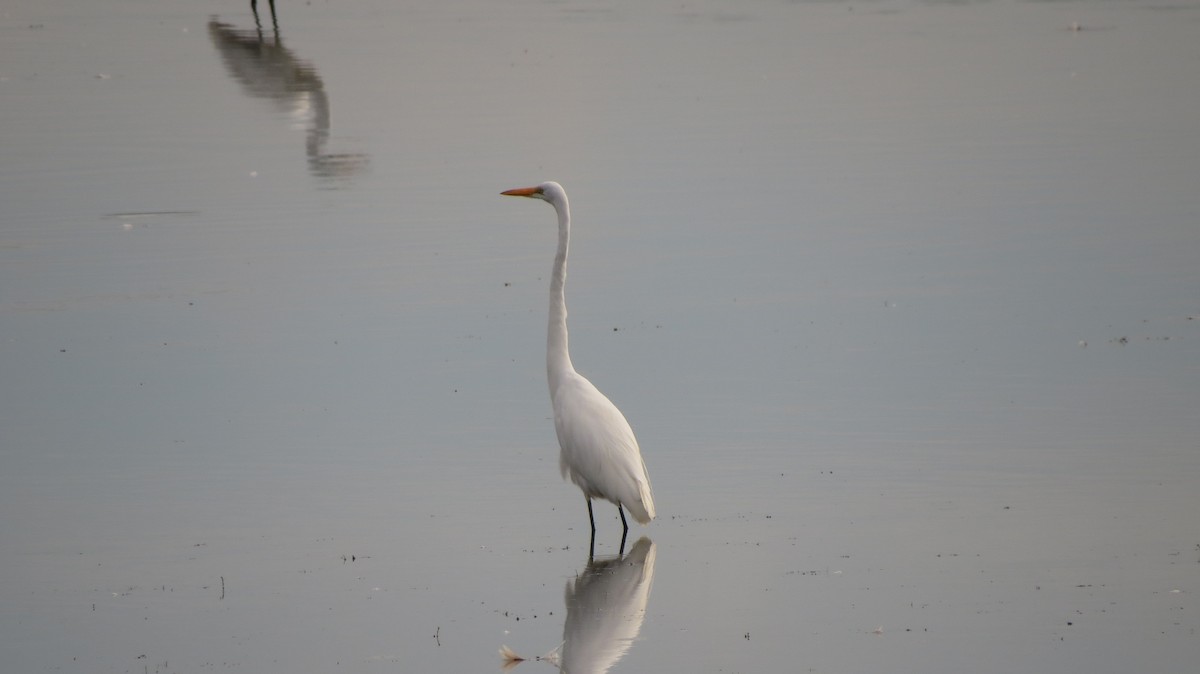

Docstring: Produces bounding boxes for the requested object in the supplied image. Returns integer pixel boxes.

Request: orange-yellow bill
[501,186,542,197]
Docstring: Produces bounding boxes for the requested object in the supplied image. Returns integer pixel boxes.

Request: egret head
[501,181,566,205]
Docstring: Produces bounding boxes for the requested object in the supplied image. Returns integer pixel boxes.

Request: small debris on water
[499,645,525,669]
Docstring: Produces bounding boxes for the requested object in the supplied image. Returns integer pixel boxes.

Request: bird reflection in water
[501,537,656,674]
[208,3,368,184]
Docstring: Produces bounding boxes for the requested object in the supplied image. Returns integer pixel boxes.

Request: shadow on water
[207,3,368,185]
[502,537,657,674]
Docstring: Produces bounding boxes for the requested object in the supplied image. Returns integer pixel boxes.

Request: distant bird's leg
[619,526,628,556]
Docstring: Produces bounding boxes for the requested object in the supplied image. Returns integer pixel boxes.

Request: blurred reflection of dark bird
[208,8,368,183]
[501,537,657,674]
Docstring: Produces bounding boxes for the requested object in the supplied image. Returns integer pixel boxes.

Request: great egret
[501,182,656,544]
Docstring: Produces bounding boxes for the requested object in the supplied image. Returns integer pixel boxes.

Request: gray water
[2,0,1198,672]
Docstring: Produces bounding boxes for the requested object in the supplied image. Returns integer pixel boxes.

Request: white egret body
[501,182,656,537]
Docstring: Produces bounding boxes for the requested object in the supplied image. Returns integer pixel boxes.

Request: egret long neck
[547,199,574,395]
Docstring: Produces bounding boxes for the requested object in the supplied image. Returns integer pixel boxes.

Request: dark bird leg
[618,505,629,554]
[249,0,279,34]
[586,498,597,560]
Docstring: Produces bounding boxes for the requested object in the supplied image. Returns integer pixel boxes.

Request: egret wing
[553,375,655,523]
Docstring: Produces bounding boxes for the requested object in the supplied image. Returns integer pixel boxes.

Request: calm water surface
[2,1,1198,672]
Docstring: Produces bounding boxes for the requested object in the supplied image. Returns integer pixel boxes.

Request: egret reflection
[502,537,656,674]
[207,6,368,184]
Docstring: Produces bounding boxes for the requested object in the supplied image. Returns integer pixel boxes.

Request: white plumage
[502,181,656,535]
[553,374,655,525]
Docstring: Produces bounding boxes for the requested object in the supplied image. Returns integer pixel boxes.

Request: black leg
[617,505,629,554]
[586,498,596,560]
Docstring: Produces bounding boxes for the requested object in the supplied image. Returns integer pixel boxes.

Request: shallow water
[2,0,1198,672]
